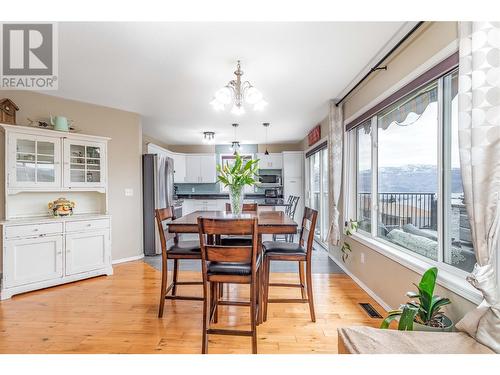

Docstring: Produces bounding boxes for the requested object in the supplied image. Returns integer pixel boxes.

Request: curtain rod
[335,21,425,107]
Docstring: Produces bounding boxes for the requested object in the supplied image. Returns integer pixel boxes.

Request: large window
[349,68,476,274]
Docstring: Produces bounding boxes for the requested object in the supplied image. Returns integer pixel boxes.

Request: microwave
[259,175,282,185]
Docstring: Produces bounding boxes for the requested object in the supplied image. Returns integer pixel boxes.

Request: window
[356,121,372,233]
[349,68,476,274]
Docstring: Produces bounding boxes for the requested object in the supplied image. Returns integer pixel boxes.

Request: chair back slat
[200,218,255,235]
[225,203,258,212]
[198,217,258,266]
[155,207,178,256]
[298,207,318,259]
[205,245,252,263]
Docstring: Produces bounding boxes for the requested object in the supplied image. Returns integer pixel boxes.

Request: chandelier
[210,60,267,115]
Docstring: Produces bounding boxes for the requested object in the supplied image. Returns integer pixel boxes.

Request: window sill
[350,232,482,305]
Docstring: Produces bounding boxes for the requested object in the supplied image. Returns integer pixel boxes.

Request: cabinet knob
[33,228,39,232]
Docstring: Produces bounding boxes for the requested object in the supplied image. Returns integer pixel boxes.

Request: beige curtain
[455,21,500,353]
[327,101,343,245]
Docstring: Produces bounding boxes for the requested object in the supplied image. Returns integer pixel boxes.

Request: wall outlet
[125,188,133,197]
[360,252,365,264]
[191,187,195,193]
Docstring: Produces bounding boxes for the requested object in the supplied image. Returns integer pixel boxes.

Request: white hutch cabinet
[0,124,112,300]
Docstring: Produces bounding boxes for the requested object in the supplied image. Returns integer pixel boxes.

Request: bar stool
[262,207,318,322]
[197,217,262,354]
[155,207,204,318]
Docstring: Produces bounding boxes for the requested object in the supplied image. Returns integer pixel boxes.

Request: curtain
[455,22,500,353]
[327,100,343,246]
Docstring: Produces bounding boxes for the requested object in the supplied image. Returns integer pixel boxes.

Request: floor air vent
[359,303,383,318]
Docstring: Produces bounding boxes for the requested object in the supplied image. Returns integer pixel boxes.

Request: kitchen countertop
[176,193,278,200]
[253,198,290,206]
[0,213,111,226]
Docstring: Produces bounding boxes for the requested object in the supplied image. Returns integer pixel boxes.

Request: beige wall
[0,91,143,261]
[301,117,329,151]
[344,22,458,120]
[329,22,477,320]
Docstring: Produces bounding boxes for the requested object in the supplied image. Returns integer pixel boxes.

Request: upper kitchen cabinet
[1,124,110,193]
[282,151,304,178]
[185,154,216,183]
[170,153,186,183]
[8,132,62,189]
[63,139,106,188]
[256,153,283,169]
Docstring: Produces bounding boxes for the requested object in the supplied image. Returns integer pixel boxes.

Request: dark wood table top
[168,210,298,234]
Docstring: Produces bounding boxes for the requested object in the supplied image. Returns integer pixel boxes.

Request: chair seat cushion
[220,236,253,246]
[167,240,201,255]
[207,254,261,276]
[262,241,306,256]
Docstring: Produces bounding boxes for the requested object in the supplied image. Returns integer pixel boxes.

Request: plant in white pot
[216,153,259,215]
[380,267,453,332]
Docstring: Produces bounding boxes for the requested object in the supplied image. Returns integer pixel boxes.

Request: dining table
[168,210,298,324]
[167,210,298,236]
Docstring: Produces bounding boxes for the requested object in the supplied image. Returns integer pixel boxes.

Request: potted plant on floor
[380,267,453,332]
[217,153,259,215]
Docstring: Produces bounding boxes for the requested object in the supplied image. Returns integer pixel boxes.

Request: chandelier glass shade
[210,60,267,115]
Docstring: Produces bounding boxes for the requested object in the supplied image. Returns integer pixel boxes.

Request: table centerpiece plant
[216,153,259,215]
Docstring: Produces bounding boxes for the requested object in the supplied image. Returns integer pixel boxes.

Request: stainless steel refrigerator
[142,153,174,255]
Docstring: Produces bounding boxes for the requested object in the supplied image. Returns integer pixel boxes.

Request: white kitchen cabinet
[65,230,110,276]
[182,199,196,215]
[3,235,63,288]
[63,138,106,188]
[171,153,186,183]
[199,155,217,183]
[1,123,113,300]
[256,153,282,169]
[283,151,304,178]
[8,133,62,189]
[2,123,110,193]
[185,154,216,183]
[1,216,112,300]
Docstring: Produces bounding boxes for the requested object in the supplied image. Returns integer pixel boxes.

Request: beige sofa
[338,326,494,354]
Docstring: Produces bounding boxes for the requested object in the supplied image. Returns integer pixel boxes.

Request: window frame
[344,67,482,304]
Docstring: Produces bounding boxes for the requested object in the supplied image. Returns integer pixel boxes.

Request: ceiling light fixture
[210,60,267,115]
[263,122,270,155]
[202,131,215,144]
[231,123,241,155]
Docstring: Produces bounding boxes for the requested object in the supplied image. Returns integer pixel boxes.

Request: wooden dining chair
[197,217,261,354]
[155,207,204,318]
[262,207,318,322]
[220,203,258,246]
[224,202,258,212]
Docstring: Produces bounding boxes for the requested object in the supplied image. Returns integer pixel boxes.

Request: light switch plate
[125,188,134,197]
[360,252,365,264]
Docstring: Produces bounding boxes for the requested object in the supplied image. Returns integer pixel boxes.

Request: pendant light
[231,123,241,155]
[263,122,270,155]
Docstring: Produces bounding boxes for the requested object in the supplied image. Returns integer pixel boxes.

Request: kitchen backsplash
[175,144,283,195]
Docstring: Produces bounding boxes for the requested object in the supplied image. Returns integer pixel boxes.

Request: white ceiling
[51,22,407,145]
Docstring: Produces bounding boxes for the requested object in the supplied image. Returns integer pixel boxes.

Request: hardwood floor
[0,261,384,354]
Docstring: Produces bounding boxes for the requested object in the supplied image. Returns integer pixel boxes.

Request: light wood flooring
[0,261,385,354]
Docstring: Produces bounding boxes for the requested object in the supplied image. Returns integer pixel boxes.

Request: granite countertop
[176,193,270,200]
[253,198,290,206]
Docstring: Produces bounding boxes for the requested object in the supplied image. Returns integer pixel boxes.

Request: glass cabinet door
[10,134,60,187]
[65,140,105,187]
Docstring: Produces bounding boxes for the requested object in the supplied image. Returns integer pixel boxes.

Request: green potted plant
[380,267,453,332]
[216,153,259,215]
[340,219,358,262]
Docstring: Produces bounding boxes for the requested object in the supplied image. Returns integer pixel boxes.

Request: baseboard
[112,254,145,265]
[327,251,392,312]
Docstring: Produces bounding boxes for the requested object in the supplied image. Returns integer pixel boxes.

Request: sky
[358,96,460,171]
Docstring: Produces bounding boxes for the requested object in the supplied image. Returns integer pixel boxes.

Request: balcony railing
[358,192,437,230]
